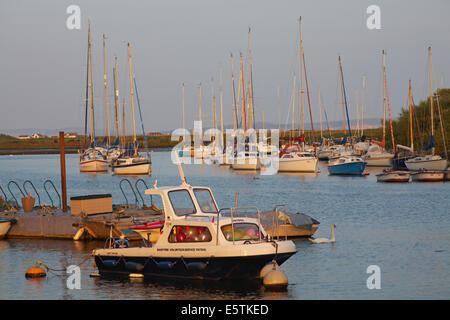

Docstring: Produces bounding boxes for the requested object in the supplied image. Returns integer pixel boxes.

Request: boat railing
[217,206,262,245]
[119,178,139,208]
[271,205,288,241]
[43,180,61,208]
[23,180,41,208]
[0,184,8,202]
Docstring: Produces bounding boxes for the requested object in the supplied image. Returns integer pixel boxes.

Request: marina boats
[376,169,410,183]
[231,151,261,170]
[362,144,394,167]
[92,164,297,280]
[328,156,367,175]
[0,219,12,239]
[278,144,318,173]
[411,169,444,182]
[112,153,151,175]
[392,145,416,170]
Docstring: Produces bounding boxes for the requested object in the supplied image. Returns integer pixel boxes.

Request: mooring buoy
[25,262,47,278]
[259,261,280,279]
[263,268,288,289]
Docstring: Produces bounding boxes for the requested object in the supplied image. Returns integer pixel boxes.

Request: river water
[0,152,449,299]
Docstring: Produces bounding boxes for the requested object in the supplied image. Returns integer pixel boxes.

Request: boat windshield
[193,188,218,213]
[168,190,197,216]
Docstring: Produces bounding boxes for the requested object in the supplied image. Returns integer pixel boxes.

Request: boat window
[168,225,212,243]
[193,189,218,213]
[221,223,261,241]
[168,190,196,216]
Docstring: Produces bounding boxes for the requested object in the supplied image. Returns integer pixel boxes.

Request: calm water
[0,152,449,299]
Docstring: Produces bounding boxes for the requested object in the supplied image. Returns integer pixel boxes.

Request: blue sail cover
[422,135,435,151]
[333,136,347,145]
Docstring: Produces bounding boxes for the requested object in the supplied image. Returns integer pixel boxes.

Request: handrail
[0,184,7,202]
[23,180,41,207]
[119,178,139,207]
[7,181,25,207]
[135,178,150,207]
[44,180,61,208]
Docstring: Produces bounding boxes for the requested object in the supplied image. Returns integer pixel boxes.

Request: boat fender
[259,261,280,279]
[263,268,288,290]
[125,261,144,272]
[186,262,207,271]
[157,261,174,270]
[103,260,118,268]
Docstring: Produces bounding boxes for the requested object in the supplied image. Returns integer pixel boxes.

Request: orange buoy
[25,263,47,278]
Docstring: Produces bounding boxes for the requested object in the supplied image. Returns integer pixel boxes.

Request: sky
[1,0,449,135]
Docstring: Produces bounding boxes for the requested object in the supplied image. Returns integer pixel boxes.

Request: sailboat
[328,56,366,175]
[278,17,318,173]
[362,51,394,167]
[405,47,448,172]
[80,21,108,173]
[112,43,151,175]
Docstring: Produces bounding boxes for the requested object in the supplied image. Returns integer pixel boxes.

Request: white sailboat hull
[113,162,150,175]
[363,155,393,167]
[80,159,108,172]
[278,157,318,172]
[405,156,448,171]
[231,157,261,170]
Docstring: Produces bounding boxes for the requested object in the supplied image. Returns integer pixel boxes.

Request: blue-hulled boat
[328,156,367,175]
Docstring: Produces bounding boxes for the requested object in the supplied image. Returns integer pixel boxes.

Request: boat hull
[80,159,108,172]
[363,156,393,167]
[231,158,261,170]
[328,161,366,175]
[113,162,151,175]
[265,224,319,238]
[94,251,294,280]
[0,220,12,239]
[411,171,444,182]
[405,157,448,171]
[445,171,450,181]
[278,157,318,172]
[376,171,410,183]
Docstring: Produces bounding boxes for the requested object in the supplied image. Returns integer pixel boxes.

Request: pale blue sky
[1,0,449,134]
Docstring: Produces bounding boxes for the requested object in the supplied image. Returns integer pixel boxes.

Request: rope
[34,254,93,276]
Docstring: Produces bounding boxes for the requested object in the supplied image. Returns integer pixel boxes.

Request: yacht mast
[127,43,137,155]
[103,34,110,146]
[428,47,435,155]
[113,56,120,139]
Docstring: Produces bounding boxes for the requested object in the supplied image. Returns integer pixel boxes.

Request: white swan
[309,224,336,244]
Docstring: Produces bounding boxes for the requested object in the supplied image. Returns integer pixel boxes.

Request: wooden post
[59,132,67,212]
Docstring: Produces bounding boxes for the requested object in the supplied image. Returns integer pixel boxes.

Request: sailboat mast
[211,77,216,130]
[361,75,366,137]
[230,53,238,131]
[383,50,395,150]
[84,22,90,147]
[299,17,304,136]
[302,41,316,152]
[338,56,352,140]
[382,50,387,148]
[240,53,247,132]
[88,21,95,145]
[319,89,323,140]
[291,74,296,137]
[113,56,120,139]
[122,99,126,146]
[428,46,435,155]
[409,80,414,151]
[127,43,137,152]
[220,69,223,136]
[277,86,281,132]
[248,27,255,130]
[103,34,110,146]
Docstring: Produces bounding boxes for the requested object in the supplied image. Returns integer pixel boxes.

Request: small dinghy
[411,169,444,182]
[376,169,410,183]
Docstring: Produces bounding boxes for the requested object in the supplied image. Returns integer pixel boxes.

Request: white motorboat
[411,169,444,182]
[79,148,108,173]
[376,169,410,183]
[405,155,448,171]
[92,164,297,280]
[278,144,318,173]
[362,144,394,167]
[0,219,12,239]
